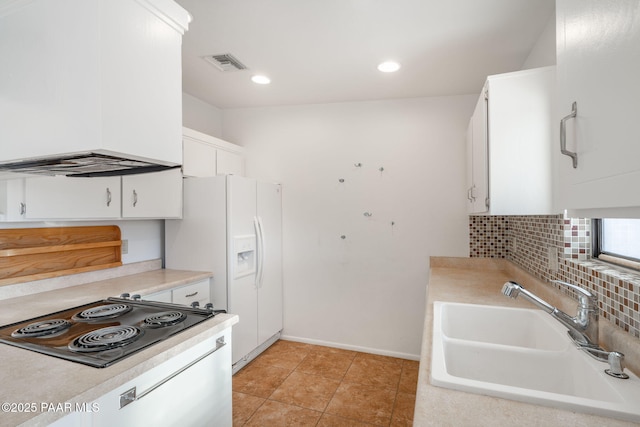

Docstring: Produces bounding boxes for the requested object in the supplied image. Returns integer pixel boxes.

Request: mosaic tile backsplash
[470,214,640,339]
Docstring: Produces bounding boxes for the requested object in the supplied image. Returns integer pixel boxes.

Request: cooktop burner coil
[11,319,72,338]
[141,311,187,329]
[69,325,143,353]
[72,303,132,321]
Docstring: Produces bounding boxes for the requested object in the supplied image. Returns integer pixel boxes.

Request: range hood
[0,0,190,179]
[0,152,180,178]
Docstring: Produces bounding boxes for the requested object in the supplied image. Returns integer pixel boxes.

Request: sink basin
[431,302,640,423]
[439,302,569,351]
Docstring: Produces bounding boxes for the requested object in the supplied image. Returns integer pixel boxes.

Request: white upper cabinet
[467,66,555,215]
[25,176,121,219]
[122,169,183,219]
[555,0,640,216]
[19,170,182,220]
[0,180,26,221]
[0,0,189,166]
[182,128,245,177]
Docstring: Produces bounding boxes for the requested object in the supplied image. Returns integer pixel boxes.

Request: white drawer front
[172,280,210,307]
[143,290,172,303]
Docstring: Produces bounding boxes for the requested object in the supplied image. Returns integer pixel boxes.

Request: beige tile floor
[232,339,418,426]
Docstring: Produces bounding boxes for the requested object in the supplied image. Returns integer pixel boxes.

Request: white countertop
[414,257,640,427]
[0,268,239,427]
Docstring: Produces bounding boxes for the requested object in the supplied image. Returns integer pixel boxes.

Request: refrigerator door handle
[254,216,265,288]
[257,216,266,288]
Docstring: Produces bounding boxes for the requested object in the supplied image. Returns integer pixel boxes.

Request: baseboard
[280,334,420,361]
[232,331,281,374]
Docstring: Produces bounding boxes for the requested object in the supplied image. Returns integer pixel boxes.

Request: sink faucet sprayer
[501,280,629,379]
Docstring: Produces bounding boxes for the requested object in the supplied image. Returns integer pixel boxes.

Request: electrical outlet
[122,239,128,255]
[548,246,558,272]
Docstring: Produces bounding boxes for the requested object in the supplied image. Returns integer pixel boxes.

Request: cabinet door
[25,176,121,219]
[465,118,474,212]
[468,91,489,214]
[487,67,553,215]
[0,179,27,221]
[122,169,182,219]
[556,0,640,213]
[216,149,244,176]
[182,137,217,177]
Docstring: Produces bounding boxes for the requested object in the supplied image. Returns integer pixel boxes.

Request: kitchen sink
[430,302,640,423]
[438,303,569,351]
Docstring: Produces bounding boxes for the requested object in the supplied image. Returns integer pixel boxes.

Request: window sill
[566,257,640,287]
[597,254,640,273]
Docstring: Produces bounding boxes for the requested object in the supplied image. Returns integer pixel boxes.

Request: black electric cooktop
[0,297,218,368]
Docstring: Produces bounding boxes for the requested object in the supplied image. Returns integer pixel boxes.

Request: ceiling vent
[202,53,248,72]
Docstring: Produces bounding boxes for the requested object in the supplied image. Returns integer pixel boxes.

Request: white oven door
[91,330,231,427]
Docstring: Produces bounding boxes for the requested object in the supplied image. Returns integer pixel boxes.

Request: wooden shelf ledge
[0,226,122,285]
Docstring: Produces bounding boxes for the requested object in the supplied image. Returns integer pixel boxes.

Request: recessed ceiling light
[251,75,271,85]
[377,61,401,73]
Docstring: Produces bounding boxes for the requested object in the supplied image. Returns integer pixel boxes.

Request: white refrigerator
[165,175,283,369]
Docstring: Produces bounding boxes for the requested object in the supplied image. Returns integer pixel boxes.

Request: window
[593,218,640,269]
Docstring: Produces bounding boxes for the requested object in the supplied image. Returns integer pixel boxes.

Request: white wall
[521,12,556,69]
[222,96,474,358]
[182,93,223,138]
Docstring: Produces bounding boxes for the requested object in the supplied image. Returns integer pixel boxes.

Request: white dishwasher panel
[92,329,231,427]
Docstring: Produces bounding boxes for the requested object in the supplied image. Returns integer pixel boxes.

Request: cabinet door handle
[560,101,578,168]
[185,291,198,298]
[133,189,138,207]
[106,188,112,207]
[19,202,26,216]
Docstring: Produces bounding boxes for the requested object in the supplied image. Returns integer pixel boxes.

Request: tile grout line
[386,364,403,427]
[241,347,312,426]
[317,351,356,424]
[237,392,260,427]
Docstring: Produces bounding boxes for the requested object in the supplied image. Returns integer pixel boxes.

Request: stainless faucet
[501,280,598,346]
[501,280,629,379]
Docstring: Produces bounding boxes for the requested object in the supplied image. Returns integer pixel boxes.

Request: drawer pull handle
[185,291,198,298]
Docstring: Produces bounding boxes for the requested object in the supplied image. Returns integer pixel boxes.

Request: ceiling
[176,0,555,109]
